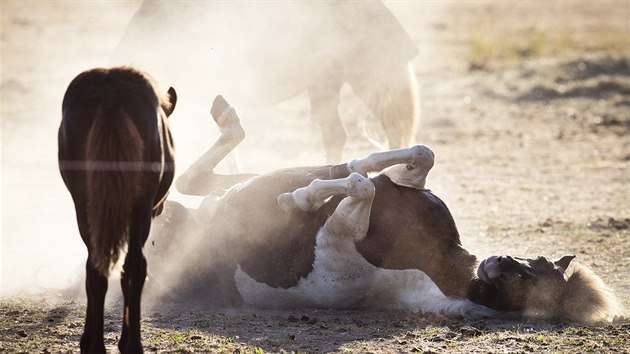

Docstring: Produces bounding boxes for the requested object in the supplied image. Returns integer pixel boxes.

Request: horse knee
[346,173,375,201]
[323,174,374,240]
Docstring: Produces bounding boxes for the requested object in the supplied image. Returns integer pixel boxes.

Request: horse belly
[234,229,380,309]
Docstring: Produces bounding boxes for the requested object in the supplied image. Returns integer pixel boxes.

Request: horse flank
[86,106,145,277]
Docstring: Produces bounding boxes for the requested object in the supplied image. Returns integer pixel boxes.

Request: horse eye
[406,164,414,170]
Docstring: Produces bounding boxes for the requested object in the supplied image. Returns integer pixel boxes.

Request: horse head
[476,254,574,309]
[468,254,621,323]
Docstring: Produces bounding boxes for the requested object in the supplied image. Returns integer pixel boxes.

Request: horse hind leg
[176,95,254,195]
[83,254,108,354]
[309,82,346,164]
[118,201,152,354]
[72,205,107,354]
[352,62,420,151]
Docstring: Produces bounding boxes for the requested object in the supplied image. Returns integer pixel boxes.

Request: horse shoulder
[357,175,476,297]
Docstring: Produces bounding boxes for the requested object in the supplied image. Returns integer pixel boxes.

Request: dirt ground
[1,0,629,353]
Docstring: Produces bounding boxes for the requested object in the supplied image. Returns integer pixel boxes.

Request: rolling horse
[58,67,177,353]
[147,96,623,324]
[111,1,420,163]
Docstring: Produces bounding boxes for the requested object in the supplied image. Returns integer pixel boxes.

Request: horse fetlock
[215,107,242,133]
[221,123,246,143]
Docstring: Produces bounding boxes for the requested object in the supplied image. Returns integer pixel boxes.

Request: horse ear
[554,255,576,272]
[163,87,177,117]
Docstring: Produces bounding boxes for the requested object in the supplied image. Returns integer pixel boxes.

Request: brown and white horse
[59,67,177,353]
[112,1,419,163]
[148,96,622,324]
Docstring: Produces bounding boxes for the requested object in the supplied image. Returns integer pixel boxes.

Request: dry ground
[1,0,629,353]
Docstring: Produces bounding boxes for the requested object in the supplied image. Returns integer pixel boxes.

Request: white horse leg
[277,172,373,214]
[351,62,420,151]
[176,95,248,196]
[344,144,434,189]
[318,173,375,242]
[380,62,420,149]
[309,83,346,164]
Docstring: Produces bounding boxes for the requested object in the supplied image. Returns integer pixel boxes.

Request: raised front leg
[278,173,375,241]
[176,95,254,196]
[344,145,434,189]
[320,174,375,242]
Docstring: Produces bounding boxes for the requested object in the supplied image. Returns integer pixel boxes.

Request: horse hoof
[211,95,230,120]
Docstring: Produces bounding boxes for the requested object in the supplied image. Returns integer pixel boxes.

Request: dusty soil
[1,0,629,353]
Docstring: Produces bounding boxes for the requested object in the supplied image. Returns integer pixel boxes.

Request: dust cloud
[1,1,446,300]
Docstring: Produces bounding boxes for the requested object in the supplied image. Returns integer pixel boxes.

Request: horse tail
[359,62,420,150]
[86,108,145,277]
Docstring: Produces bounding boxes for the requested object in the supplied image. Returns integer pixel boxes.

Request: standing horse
[58,67,177,353]
[112,1,419,163]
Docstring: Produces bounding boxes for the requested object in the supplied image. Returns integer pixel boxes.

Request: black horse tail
[86,108,144,277]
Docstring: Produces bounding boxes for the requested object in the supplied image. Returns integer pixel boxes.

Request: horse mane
[558,262,624,324]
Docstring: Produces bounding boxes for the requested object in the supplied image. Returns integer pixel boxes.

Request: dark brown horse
[58,67,177,353]
[147,96,622,324]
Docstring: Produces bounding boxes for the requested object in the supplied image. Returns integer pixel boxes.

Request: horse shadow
[139,302,582,353]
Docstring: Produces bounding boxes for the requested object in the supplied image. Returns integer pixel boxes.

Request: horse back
[59,68,169,201]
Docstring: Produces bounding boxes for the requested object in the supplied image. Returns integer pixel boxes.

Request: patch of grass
[469,31,495,70]
[469,29,549,70]
[420,325,447,337]
[224,336,238,344]
[467,24,627,71]
[524,333,547,344]
[169,331,187,345]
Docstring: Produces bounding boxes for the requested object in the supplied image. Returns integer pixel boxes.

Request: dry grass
[438,0,629,71]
